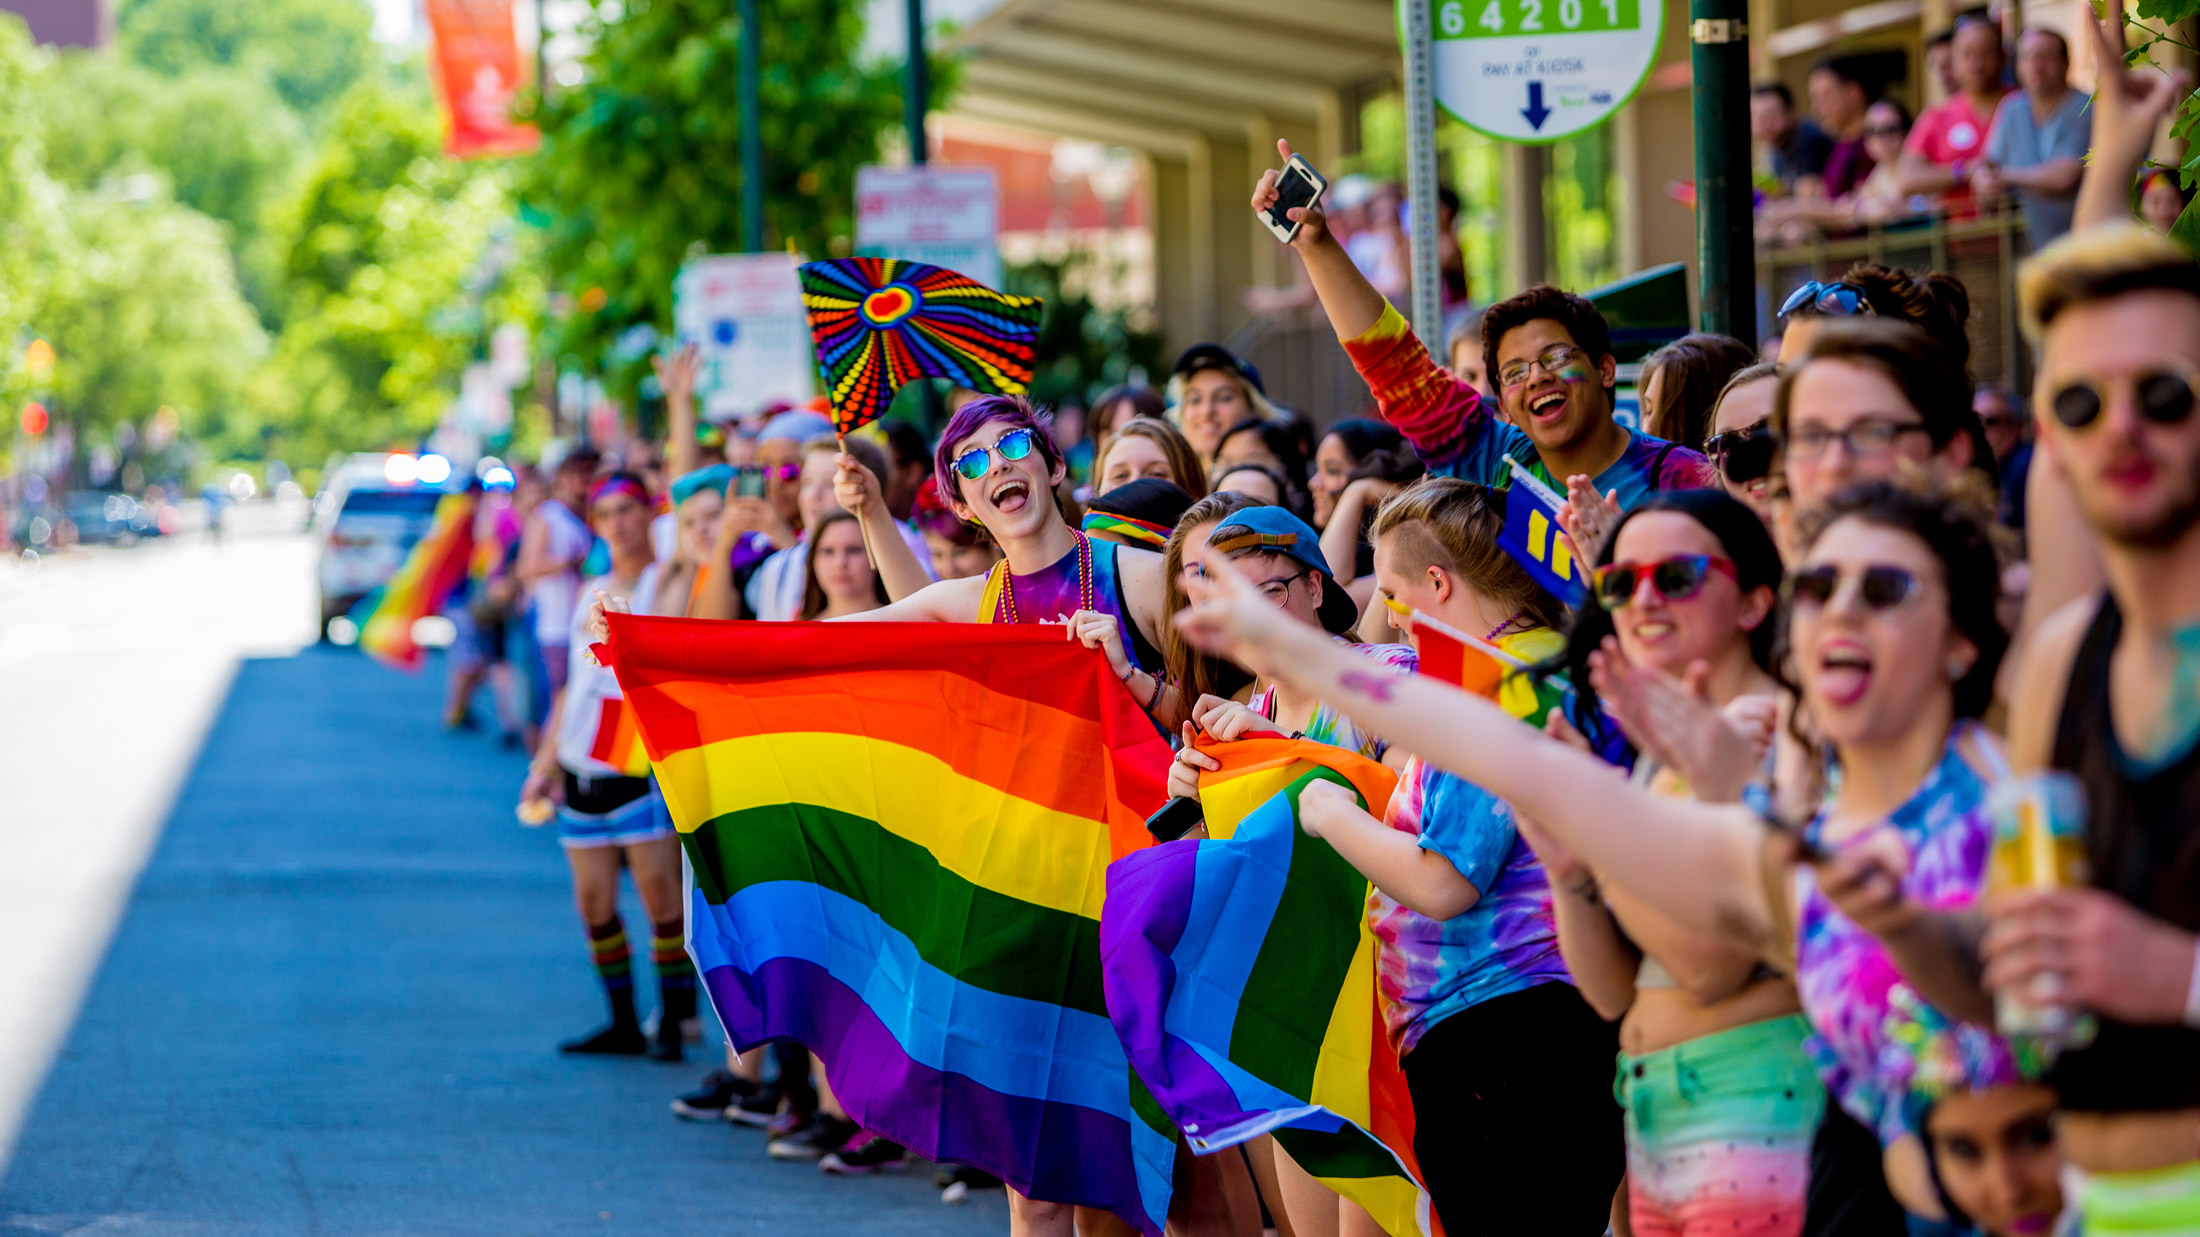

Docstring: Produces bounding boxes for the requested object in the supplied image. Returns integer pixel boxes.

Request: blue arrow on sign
[1521,81,1552,130]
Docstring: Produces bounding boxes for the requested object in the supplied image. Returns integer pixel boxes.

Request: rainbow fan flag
[350,491,476,671]
[600,615,1179,1236]
[1100,739,1437,1236]
[799,257,1044,436]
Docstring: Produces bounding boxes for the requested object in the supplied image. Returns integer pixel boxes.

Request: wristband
[2184,939,2200,1029]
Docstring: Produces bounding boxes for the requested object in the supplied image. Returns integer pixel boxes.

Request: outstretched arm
[2074,0,2192,231]
[1178,558,1785,959]
[1253,140,1493,469]
[654,345,705,479]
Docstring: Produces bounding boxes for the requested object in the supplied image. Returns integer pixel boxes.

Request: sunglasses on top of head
[1592,554,1737,610]
[1704,421,1777,484]
[1784,563,1922,613]
[1778,280,1875,322]
[951,427,1038,481]
[2046,366,2200,431]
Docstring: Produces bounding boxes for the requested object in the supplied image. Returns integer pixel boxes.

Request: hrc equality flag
[1497,456,1591,607]
[1101,739,1435,1236]
[351,491,476,671]
[799,258,1044,436]
[600,615,1179,1235]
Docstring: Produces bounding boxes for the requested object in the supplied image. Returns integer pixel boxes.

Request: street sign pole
[1690,1,1754,338]
[1403,0,1445,358]
[905,0,930,165]
[739,0,764,252]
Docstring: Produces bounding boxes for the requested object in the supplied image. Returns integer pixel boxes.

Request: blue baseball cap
[1206,505,1358,634]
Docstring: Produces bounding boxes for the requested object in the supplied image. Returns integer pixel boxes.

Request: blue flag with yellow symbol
[1497,456,1590,607]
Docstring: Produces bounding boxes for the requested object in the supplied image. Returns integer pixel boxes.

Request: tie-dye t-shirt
[1367,627,1587,1055]
[1340,302,1715,509]
[1250,640,1418,759]
[1792,721,2035,1147]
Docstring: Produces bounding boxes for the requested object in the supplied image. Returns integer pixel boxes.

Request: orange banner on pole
[425,0,540,159]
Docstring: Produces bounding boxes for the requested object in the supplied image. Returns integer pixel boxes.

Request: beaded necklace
[989,531,1095,625]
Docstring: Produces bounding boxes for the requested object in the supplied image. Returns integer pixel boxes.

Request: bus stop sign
[1409,0,1662,143]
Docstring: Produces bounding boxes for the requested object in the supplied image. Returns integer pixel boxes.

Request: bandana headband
[588,476,651,508]
[1081,511,1170,548]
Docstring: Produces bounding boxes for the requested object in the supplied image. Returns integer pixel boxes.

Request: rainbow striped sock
[586,918,637,1026]
[652,920,695,1015]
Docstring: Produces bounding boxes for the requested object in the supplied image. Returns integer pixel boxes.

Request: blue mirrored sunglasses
[951,427,1038,481]
[1778,280,1874,321]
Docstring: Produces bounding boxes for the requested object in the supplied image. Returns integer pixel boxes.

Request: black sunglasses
[2047,369,2199,430]
[1705,422,1778,484]
[1785,564,1922,613]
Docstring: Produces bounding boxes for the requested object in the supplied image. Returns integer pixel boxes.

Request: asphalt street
[0,519,1009,1235]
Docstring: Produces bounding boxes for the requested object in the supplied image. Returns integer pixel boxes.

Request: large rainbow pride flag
[1101,739,1436,1236]
[351,491,475,671]
[601,615,1180,1235]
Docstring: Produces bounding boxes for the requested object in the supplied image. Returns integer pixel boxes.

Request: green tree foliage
[35,54,306,313]
[117,0,376,120]
[1005,252,1165,410]
[520,0,944,397]
[0,15,265,451]
[250,73,525,464]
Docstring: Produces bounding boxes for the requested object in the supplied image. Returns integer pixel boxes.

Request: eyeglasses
[1782,418,1932,461]
[754,462,801,483]
[2046,367,2200,430]
[1785,563,1923,613]
[1251,570,1309,606]
[1778,280,1876,321]
[1592,554,1737,610]
[1705,421,1778,484]
[1863,123,1908,138]
[950,428,1038,481]
[1498,343,1588,390]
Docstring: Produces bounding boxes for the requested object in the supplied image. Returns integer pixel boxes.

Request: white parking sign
[1411,0,1662,143]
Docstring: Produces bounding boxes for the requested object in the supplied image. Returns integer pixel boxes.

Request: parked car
[62,491,158,546]
[315,455,458,639]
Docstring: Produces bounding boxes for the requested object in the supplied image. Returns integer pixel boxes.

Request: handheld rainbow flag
[1101,739,1436,1236]
[586,696,651,778]
[601,615,1179,1236]
[350,491,476,671]
[799,257,1045,436]
[1080,510,1171,549]
[1384,601,1571,724]
[1497,455,1590,607]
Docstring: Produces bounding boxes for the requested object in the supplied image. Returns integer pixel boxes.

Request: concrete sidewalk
[0,643,1008,1235]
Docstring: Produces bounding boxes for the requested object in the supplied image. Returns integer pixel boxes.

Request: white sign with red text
[854,165,1002,290]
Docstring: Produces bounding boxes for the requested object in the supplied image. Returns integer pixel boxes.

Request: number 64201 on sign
[1436,0,1637,37]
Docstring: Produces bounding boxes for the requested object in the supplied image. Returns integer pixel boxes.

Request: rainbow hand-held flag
[587,696,651,778]
[351,491,476,671]
[1101,739,1437,1236]
[799,257,1045,437]
[601,616,1179,1235]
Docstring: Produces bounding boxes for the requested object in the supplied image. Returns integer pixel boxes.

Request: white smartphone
[1260,153,1329,244]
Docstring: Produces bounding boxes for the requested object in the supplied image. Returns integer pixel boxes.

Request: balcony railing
[1756,209,2034,394]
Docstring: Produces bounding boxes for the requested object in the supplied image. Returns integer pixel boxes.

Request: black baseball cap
[1172,343,1265,396]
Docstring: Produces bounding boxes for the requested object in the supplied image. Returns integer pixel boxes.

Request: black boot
[649,985,695,1062]
[561,986,647,1055]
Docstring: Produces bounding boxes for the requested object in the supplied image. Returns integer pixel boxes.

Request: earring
[1947,658,1971,680]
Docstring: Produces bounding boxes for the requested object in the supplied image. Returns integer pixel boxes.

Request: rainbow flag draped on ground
[601,615,1180,1235]
[351,491,475,671]
[1101,739,1435,1236]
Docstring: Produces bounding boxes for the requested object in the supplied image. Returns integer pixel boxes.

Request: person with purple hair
[828,394,1193,1234]
[834,396,1177,716]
